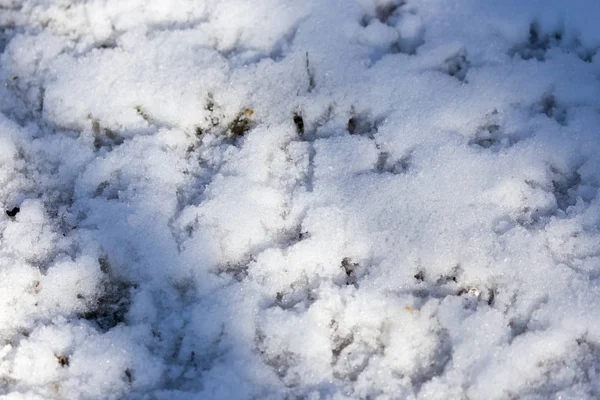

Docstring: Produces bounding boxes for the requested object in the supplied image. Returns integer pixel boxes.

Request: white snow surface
[1,0,600,399]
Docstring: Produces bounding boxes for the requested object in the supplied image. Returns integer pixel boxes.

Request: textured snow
[2,0,600,398]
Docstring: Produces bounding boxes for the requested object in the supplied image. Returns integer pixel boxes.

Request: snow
[2,0,600,398]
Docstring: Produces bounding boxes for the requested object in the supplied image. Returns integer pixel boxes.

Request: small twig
[306,52,315,92]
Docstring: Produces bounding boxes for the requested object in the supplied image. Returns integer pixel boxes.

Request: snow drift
[1,0,600,398]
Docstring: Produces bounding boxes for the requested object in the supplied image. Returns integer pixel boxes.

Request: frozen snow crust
[1,0,600,398]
